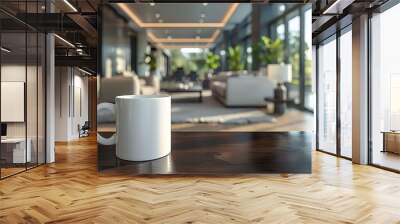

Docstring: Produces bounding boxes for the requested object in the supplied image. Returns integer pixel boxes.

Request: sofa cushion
[141,86,157,95]
[98,75,140,103]
[211,82,226,97]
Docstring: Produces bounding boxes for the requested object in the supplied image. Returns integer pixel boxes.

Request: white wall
[1,65,37,137]
[55,67,89,141]
[1,63,47,164]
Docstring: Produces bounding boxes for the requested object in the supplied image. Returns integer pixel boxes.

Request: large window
[276,22,285,40]
[316,26,353,158]
[370,3,400,171]
[267,5,313,111]
[288,12,301,103]
[339,27,352,158]
[304,8,313,110]
[317,36,337,154]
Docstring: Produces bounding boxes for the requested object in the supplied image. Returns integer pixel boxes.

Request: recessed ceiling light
[150,3,156,6]
[200,13,205,18]
[202,3,208,6]
[279,5,286,12]
[155,13,160,18]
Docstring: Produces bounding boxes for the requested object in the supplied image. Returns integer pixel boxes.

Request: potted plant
[144,53,157,76]
[227,46,244,74]
[205,52,220,76]
[260,36,284,65]
[257,36,291,80]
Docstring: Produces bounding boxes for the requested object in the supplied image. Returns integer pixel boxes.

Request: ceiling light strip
[148,29,221,44]
[63,0,78,12]
[151,37,214,43]
[221,3,240,24]
[117,3,144,27]
[159,44,212,49]
[143,23,224,29]
[210,29,221,40]
[54,34,75,48]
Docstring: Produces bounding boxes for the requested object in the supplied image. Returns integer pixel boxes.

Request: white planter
[115,95,171,161]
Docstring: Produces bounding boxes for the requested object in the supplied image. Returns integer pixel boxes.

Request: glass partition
[317,36,337,154]
[27,31,38,169]
[0,1,46,179]
[1,30,28,177]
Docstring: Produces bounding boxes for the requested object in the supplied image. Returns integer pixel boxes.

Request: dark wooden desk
[97,131,312,174]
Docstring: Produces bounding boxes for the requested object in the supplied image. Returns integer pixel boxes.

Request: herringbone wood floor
[1,135,400,224]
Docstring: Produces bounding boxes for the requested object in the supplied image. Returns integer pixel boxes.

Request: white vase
[115,95,171,161]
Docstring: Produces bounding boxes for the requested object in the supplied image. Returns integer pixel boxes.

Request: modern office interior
[97,3,313,135]
[0,0,400,223]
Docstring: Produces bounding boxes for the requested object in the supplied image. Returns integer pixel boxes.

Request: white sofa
[98,73,160,104]
[211,73,276,107]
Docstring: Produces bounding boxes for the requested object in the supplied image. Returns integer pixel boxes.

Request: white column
[46,32,55,163]
[352,14,369,164]
[137,31,148,77]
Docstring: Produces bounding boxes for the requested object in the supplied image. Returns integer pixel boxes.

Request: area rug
[172,96,276,124]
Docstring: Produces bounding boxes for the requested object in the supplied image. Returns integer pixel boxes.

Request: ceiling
[115,3,252,49]
[129,3,230,23]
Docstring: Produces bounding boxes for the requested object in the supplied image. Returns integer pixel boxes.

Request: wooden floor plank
[0,135,400,223]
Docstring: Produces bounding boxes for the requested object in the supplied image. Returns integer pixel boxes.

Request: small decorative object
[268,64,292,82]
[268,64,292,115]
[115,95,171,161]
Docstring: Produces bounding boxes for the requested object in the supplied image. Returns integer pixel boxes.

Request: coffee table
[161,87,203,102]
